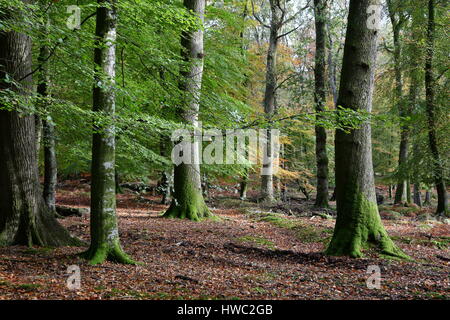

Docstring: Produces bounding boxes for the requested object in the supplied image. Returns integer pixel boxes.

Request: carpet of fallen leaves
[0,180,449,300]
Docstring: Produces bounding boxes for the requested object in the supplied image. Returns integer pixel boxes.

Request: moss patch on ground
[392,235,449,250]
[246,211,332,244]
[237,235,276,249]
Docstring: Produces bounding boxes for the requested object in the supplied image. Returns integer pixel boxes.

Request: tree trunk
[239,4,250,202]
[329,187,336,201]
[281,183,288,202]
[279,142,287,202]
[201,173,209,199]
[395,181,407,205]
[239,168,248,200]
[0,2,78,247]
[159,135,172,204]
[260,0,281,202]
[326,24,338,106]
[424,189,432,206]
[299,186,310,201]
[409,50,422,208]
[160,169,173,205]
[37,22,58,213]
[394,149,408,204]
[326,0,406,258]
[424,0,448,216]
[413,184,422,207]
[406,180,412,204]
[387,1,409,205]
[82,0,134,264]
[42,118,57,212]
[163,0,210,221]
[35,115,42,156]
[313,0,329,208]
[114,168,123,194]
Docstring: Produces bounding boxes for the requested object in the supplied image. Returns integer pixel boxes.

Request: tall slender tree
[387,0,410,205]
[258,0,281,202]
[157,67,173,204]
[407,27,422,208]
[326,0,406,258]
[163,0,211,221]
[409,73,422,207]
[424,0,448,216]
[253,0,303,202]
[159,136,173,205]
[239,1,250,201]
[0,1,78,246]
[326,24,338,106]
[313,0,329,208]
[82,0,134,264]
[37,5,57,213]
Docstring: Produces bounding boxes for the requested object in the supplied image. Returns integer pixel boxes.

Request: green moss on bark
[163,186,211,221]
[326,191,408,259]
[81,242,136,265]
[163,161,212,221]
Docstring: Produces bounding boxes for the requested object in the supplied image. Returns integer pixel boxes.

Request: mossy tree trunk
[424,0,448,216]
[163,0,211,221]
[0,2,79,247]
[164,160,210,221]
[326,0,406,258]
[82,0,134,264]
[313,0,329,208]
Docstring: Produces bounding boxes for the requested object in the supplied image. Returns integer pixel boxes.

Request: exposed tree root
[80,243,136,265]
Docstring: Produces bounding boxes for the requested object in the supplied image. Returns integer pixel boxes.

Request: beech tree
[326,0,406,258]
[252,0,304,202]
[37,8,58,213]
[387,0,410,205]
[82,0,134,264]
[423,0,448,216]
[258,0,280,202]
[0,2,78,246]
[163,0,211,221]
[313,0,329,208]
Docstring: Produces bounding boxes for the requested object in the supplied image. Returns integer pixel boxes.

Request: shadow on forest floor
[0,180,448,300]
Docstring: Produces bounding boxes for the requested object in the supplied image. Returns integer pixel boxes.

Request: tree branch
[277,24,301,39]
[280,0,311,27]
[18,11,97,82]
[251,0,270,28]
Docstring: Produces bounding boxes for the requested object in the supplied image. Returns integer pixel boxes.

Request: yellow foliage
[275,167,300,180]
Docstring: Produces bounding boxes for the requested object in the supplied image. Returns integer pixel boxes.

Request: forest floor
[0,180,449,300]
